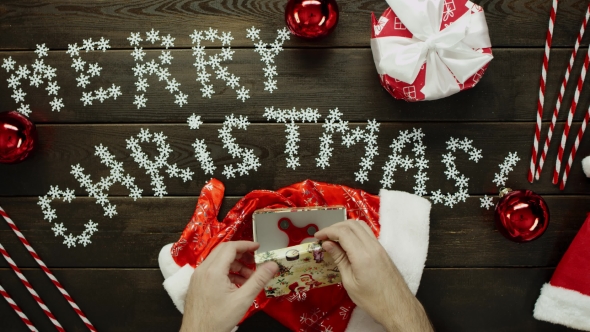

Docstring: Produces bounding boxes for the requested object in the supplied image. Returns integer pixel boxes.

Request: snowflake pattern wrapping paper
[370,0,493,101]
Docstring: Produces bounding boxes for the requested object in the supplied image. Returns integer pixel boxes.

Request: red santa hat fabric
[534,214,590,330]
[158,179,431,331]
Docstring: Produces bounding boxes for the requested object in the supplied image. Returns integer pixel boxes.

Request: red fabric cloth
[170,179,381,331]
[550,214,590,296]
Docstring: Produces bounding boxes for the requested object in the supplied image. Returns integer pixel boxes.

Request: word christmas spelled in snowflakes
[5,27,517,248]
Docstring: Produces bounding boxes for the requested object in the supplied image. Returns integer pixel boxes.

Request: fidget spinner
[277,217,318,247]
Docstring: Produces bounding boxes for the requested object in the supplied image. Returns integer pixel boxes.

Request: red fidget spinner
[278,217,319,247]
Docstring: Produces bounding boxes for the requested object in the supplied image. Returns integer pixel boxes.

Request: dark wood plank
[418,268,573,332]
[1,123,589,197]
[0,268,575,331]
[0,194,585,268]
[0,0,589,49]
[2,48,590,123]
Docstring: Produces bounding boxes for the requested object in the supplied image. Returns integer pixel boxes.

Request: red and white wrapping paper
[371,0,493,101]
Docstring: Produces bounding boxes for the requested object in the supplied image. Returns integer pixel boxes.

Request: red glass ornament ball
[285,0,339,39]
[0,111,37,164]
[494,189,549,243]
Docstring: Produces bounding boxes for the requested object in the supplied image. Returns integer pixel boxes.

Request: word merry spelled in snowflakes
[2,27,290,114]
[37,106,513,248]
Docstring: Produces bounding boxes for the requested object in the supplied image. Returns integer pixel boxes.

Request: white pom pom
[582,156,590,178]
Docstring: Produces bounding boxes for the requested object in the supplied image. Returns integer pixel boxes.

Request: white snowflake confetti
[217,114,260,178]
[67,37,120,106]
[16,103,31,116]
[35,43,49,58]
[249,27,290,93]
[431,137,481,208]
[146,29,160,43]
[264,106,321,169]
[480,195,494,210]
[191,28,249,100]
[49,97,64,112]
[161,34,175,49]
[133,94,147,109]
[129,31,187,108]
[127,128,194,196]
[381,128,429,195]
[2,57,16,72]
[128,32,143,46]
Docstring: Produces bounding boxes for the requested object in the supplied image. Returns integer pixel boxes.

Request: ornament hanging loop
[498,187,512,198]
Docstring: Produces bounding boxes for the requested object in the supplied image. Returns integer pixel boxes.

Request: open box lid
[252,206,346,254]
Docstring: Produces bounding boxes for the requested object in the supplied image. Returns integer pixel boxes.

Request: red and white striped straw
[560,105,590,189]
[528,0,559,183]
[553,46,590,185]
[0,206,97,331]
[0,283,38,331]
[535,3,590,180]
[0,243,64,332]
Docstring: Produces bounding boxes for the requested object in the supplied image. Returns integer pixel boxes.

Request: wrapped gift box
[371,0,493,101]
[253,206,346,298]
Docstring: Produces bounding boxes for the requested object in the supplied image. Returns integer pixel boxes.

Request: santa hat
[158,179,431,331]
[533,214,590,330]
[582,156,590,178]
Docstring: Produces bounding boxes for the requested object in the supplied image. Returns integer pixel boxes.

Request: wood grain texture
[0,194,586,269]
[0,0,589,50]
[2,48,590,123]
[0,123,589,197]
[0,268,572,331]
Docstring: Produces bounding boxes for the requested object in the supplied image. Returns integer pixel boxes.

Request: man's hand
[315,220,433,332]
[180,241,278,332]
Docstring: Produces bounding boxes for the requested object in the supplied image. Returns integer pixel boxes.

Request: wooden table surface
[1,0,589,331]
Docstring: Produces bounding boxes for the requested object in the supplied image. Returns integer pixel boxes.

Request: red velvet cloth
[550,214,590,296]
[170,179,381,331]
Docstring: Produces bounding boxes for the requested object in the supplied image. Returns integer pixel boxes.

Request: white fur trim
[376,189,430,294]
[534,283,590,331]
[582,156,590,178]
[346,189,431,331]
[159,243,181,280]
[162,264,195,314]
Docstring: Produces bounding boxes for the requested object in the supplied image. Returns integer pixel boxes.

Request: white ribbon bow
[371,0,493,100]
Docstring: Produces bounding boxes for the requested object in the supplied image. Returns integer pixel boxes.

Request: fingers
[357,219,378,239]
[322,241,352,278]
[314,220,368,254]
[211,241,260,272]
[229,273,248,286]
[229,260,254,279]
[237,261,279,300]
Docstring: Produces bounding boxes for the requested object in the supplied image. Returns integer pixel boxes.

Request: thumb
[238,261,278,300]
[323,241,352,277]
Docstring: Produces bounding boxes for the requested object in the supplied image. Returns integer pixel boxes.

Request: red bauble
[285,0,339,39]
[0,111,37,164]
[494,189,549,243]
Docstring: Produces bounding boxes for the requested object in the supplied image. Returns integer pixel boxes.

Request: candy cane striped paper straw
[535,3,590,180]
[553,46,590,185]
[0,283,38,331]
[528,0,559,183]
[560,105,590,189]
[0,243,64,332]
[0,206,97,331]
